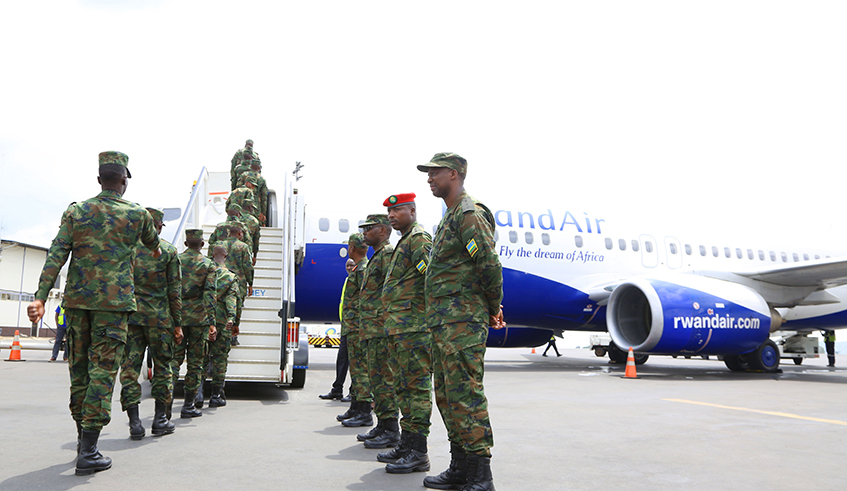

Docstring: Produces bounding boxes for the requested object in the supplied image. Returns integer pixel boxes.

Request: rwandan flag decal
[466,238,478,258]
[416,260,427,274]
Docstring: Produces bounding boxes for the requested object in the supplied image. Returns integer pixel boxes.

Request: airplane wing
[734,256,847,288]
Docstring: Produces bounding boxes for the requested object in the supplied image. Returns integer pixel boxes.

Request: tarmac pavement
[0,344,844,490]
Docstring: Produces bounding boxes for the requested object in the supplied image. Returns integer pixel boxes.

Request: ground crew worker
[205,244,240,407]
[337,234,373,426]
[376,193,434,474]
[417,152,504,491]
[174,229,217,419]
[27,151,161,476]
[823,330,836,367]
[542,335,561,357]
[230,139,260,190]
[320,272,350,401]
[50,305,68,362]
[222,224,254,344]
[119,207,182,440]
[349,215,399,449]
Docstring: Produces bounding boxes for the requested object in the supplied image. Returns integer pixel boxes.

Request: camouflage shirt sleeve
[167,247,183,326]
[459,204,503,317]
[139,209,161,252]
[35,205,74,302]
[204,262,217,326]
[225,278,238,324]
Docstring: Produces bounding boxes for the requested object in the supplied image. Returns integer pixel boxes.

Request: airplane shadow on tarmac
[173,381,291,406]
[483,354,847,385]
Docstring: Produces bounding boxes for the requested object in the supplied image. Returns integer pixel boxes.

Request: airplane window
[631,240,640,252]
[669,243,677,255]
[339,247,348,258]
[618,239,626,251]
[509,231,517,244]
[792,253,799,262]
[758,250,765,261]
[781,252,788,262]
[319,218,330,232]
[815,254,821,260]
[605,238,613,250]
[724,247,731,258]
[699,245,706,256]
[525,232,534,245]
[339,219,349,233]
[803,254,810,261]
[747,249,754,260]
[542,233,551,246]
[735,248,743,259]
[711,246,719,257]
[645,241,653,253]
[574,236,583,247]
[685,244,692,255]
[769,251,776,261]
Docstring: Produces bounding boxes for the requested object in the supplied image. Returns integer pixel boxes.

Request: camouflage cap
[98,150,132,178]
[245,139,254,146]
[145,207,165,223]
[226,202,243,215]
[416,152,467,175]
[229,223,244,234]
[185,229,204,240]
[348,232,367,249]
[238,173,259,187]
[359,214,390,228]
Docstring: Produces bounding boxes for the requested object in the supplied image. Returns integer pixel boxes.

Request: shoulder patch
[461,197,475,214]
[415,259,428,274]
[466,238,479,258]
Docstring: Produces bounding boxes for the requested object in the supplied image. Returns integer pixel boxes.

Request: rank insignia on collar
[416,260,427,274]
[466,238,478,258]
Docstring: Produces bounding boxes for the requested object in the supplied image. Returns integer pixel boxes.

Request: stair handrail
[171,166,209,251]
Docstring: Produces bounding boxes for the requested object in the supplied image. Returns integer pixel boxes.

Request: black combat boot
[357,417,383,441]
[341,393,352,403]
[208,385,226,408]
[180,391,203,418]
[151,400,175,436]
[386,432,430,473]
[319,388,343,400]
[377,432,410,463]
[165,401,173,421]
[343,401,374,428]
[423,443,468,490]
[76,421,82,455]
[460,454,494,491]
[364,418,400,449]
[126,405,145,440]
[194,383,205,409]
[76,429,112,476]
[337,400,357,421]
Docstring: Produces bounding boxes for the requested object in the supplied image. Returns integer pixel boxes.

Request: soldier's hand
[231,323,239,336]
[174,326,184,345]
[489,306,506,330]
[209,325,217,341]
[252,257,257,266]
[248,286,253,296]
[26,299,45,323]
[152,247,162,259]
[259,213,266,223]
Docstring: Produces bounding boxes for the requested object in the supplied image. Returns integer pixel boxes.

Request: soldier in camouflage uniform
[226,178,258,227]
[221,223,254,329]
[375,193,434,474]
[207,203,255,259]
[27,151,161,476]
[418,153,504,491]
[174,229,217,419]
[119,207,182,440]
[336,233,372,425]
[349,215,400,449]
[204,244,240,408]
[230,139,260,190]
[244,161,268,224]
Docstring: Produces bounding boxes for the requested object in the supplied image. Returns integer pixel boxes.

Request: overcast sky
[2,1,846,252]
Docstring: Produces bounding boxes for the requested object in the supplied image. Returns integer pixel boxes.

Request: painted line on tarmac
[664,399,847,426]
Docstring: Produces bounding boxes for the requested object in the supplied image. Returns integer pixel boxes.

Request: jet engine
[607,276,776,356]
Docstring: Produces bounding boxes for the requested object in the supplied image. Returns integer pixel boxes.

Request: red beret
[384,193,416,209]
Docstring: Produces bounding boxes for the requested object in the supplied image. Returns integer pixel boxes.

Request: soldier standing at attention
[119,208,182,440]
[417,153,504,491]
[336,234,372,425]
[351,215,399,449]
[205,245,240,407]
[174,229,217,419]
[377,193,434,474]
[26,151,161,476]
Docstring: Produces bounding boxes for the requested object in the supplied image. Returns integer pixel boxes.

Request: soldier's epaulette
[461,197,476,214]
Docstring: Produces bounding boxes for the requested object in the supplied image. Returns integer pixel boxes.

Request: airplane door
[665,237,683,269]
[640,234,659,268]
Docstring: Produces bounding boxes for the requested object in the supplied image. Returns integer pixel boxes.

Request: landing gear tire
[607,342,627,364]
[793,357,803,365]
[634,353,649,365]
[724,354,747,372]
[747,340,780,373]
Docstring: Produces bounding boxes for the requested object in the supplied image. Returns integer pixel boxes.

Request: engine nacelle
[607,276,772,355]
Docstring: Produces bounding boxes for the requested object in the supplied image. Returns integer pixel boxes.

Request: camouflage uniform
[221,236,254,327]
[384,221,433,436]
[173,245,217,394]
[230,144,260,190]
[360,237,397,420]
[120,231,182,409]
[238,171,268,222]
[206,265,239,386]
[427,189,502,457]
[226,186,257,223]
[33,153,160,432]
[208,205,257,258]
[343,256,370,402]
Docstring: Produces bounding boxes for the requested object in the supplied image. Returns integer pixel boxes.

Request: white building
[0,240,64,337]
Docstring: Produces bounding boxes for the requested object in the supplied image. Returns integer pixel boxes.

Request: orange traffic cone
[531,348,536,354]
[623,347,638,379]
[5,330,25,362]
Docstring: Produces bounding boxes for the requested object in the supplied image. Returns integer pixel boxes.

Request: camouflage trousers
[432,323,493,456]
[367,336,397,419]
[65,308,128,431]
[348,331,371,402]
[171,325,208,394]
[119,324,175,409]
[389,331,433,436]
[205,325,232,386]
